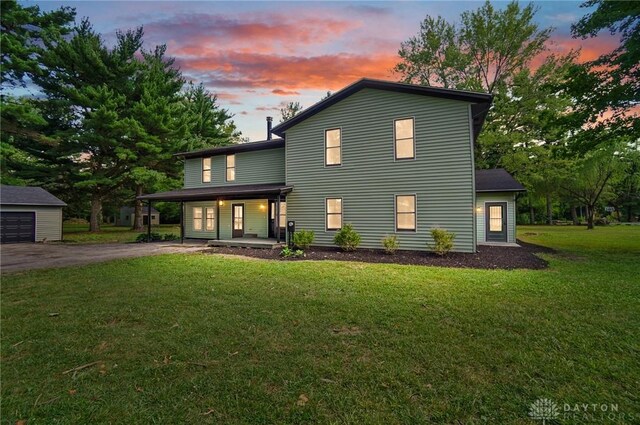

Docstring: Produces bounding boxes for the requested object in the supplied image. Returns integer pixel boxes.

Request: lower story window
[326,198,342,230]
[396,195,416,231]
[193,207,203,231]
[205,207,215,231]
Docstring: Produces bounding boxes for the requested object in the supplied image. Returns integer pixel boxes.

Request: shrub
[136,232,163,243]
[334,223,361,251]
[163,233,179,241]
[281,247,305,258]
[292,229,315,250]
[381,235,399,254]
[429,228,455,256]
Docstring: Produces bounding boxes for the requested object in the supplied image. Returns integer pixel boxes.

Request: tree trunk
[571,206,578,225]
[89,194,102,232]
[133,185,144,231]
[528,195,535,224]
[546,193,552,225]
[586,205,595,230]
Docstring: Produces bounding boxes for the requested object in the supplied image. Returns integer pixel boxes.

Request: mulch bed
[205,240,554,270]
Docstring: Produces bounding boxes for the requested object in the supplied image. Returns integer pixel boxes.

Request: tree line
[1,1,240,231]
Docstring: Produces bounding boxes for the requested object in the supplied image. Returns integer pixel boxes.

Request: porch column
[216,197,220,240]
[180,201,184,244]
[147,201,152,241]
[276,195,281,243]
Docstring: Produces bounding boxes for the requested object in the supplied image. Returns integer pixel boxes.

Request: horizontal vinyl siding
[285,88,475,252]
[184,147,285,188]
[184,199,269,240]
[476,192,516,243]
[0,205,62,241]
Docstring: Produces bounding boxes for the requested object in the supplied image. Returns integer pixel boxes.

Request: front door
[268,200,286,240]
[486,202,507,242]
[232,204,244,238]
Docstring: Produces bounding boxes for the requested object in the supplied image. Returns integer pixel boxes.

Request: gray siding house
[140,79,525,252]
[0,185,66,243]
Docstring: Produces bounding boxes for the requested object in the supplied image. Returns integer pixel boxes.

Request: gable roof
[475,169,526,192]
[0,185,67,207]
[176,138,284,159]
[271,78,493,140]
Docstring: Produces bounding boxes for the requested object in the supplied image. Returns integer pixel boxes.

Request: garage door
[1,212,36,243]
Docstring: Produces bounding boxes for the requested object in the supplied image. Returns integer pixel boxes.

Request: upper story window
[226,154,235,181]
[396,195,416,231]
[202,157,212,182]
[394,118,415,160]
[325,128,341,166]
[326,198,342,230]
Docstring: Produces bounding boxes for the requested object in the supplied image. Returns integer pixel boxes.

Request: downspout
[468,105,477,252]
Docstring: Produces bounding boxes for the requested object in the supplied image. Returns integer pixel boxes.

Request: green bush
[429,228,455,256]
[281,247,305,258]
[136,232,163,243]
[334,223,361,251]
[292,229,315,249]
[381,235,399,254]
[163,233,179,241]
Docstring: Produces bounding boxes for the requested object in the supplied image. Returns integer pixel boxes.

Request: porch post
[180,201,184,244]
[276,195,281,243]
[147,201,152,241]
[216,197,220,240]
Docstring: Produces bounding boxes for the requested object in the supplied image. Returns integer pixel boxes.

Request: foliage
[135,232,164,243]
[279,101,304,122]
[429,228,455,256]
[162,233,179,241]
[334,223,361,251]
[280,247,305,258]
[381,235,400,254]
[292,229,315,250]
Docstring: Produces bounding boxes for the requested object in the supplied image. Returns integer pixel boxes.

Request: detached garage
[0,185,66,243]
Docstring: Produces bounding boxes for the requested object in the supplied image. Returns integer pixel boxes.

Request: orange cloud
[178,51,399,91]
[272,89,301,96]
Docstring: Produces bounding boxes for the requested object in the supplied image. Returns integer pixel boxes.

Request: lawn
[62,223,180,244]
[2,226,639,423]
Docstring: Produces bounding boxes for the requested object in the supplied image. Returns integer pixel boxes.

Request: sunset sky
[33,1,618,141]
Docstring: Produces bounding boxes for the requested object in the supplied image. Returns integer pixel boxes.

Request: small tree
[429,228,455,256]
[333,224,361,251]
[279,101,303,122]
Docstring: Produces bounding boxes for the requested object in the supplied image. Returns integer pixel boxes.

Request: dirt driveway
[1,242,207,274]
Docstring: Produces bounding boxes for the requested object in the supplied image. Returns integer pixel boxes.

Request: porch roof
[137,183,293,202]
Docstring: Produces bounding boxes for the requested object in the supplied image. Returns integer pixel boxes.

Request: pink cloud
[272,89,301,96]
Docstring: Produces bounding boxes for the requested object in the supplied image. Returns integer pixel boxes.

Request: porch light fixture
[260,204,266,210]
[219,200,224,206]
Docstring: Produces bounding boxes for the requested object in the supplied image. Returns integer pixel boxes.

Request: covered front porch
[137,183,292,246]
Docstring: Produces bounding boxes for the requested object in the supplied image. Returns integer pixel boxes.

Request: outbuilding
[0,185,66,243]
[117,206,160,226]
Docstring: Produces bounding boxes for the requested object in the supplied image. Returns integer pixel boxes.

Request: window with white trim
[396,195,416,231]
[205,207,215,231]
[326,198,342,230]
[226,154,235,181]
[202,157,212,182]
[394,118,415,160]
[325,128,341,166]
[193,207,203,230]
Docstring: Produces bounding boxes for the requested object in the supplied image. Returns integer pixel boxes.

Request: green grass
[62,223,180,244]
[2,226,639,423]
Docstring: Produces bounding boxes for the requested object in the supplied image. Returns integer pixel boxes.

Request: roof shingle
[475,169,526,192]
[0,185,67,207]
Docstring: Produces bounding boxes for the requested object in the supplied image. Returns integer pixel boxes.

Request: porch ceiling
[137,183,293,202]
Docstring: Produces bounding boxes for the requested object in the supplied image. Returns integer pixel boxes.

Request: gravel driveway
[1,242,207,274]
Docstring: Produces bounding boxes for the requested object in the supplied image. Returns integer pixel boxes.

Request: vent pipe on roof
[266,116,273,140]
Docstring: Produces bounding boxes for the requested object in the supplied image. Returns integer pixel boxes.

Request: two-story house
[139,79,525,252]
